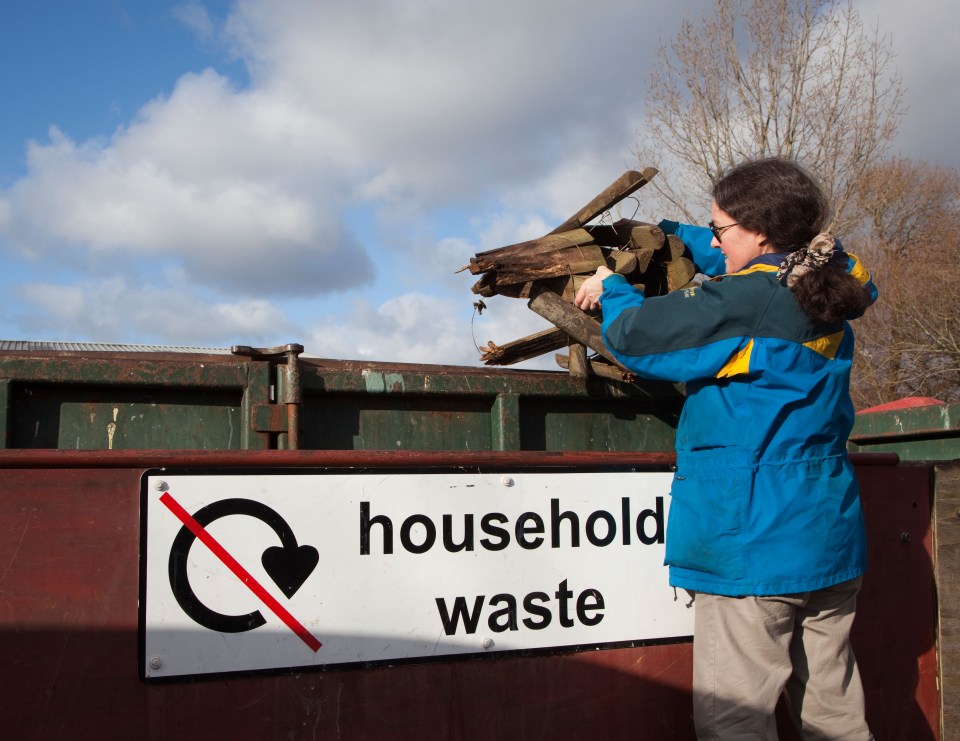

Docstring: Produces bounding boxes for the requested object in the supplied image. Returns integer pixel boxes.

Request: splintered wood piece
[471,273,497,297]
[498,244,604,271]
[479,328,569,365]
[489,276,567,299]
[549,168,658,235]
[588,223,665,250]
[555,354,638,383]
[471,228,594,266]
[527,289,628,370]
[491,245,606,286]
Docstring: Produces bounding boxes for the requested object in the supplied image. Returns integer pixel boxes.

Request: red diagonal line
[160,492,321,652]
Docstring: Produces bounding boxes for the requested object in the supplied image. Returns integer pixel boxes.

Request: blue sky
[0,2,243,183]
[1,0,957,367]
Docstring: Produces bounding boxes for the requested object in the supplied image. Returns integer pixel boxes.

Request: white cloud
[221,0,695,204]
[1,0,707,309]
[300,290,557,369]
[1,0,953,364]
[853,0,960,166]
[14,278,297,346]
[306,292,480,365]
[172,1,216,43]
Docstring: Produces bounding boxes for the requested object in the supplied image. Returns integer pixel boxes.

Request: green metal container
[0,343,684,453]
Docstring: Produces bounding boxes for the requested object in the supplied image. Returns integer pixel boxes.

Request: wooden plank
[470,228,595,265]
[549,168,658,235]
[492,245,607,286]
[480,249,643,296]
[936,463,960,740]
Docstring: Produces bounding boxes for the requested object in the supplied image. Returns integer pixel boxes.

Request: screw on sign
[160,492,322,651]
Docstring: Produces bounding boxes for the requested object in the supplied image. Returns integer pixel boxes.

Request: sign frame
[138,464,692,683]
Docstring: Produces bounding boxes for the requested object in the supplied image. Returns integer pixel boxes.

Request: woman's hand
[574,266,614,311]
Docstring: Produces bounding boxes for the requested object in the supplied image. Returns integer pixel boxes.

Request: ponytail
[777,234,872,326]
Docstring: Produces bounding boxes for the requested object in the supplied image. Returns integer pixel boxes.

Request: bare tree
[638,0,903,231]
[851,160,960,406]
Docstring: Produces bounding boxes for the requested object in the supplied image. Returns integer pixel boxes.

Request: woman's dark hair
[713,157,871,326]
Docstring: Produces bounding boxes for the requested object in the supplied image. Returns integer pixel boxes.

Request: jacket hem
[668,564,867,597]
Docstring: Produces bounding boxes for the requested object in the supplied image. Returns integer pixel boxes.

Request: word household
[360,496,664,555]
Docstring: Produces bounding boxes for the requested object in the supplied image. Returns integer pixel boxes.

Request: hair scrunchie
[776,233,835,287]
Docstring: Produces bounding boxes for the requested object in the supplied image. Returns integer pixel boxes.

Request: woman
[575,158,877,739]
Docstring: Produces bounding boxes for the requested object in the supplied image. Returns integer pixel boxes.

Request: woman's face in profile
[710,201,769,273]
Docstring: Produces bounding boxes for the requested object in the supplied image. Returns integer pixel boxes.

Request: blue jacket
[600,222,878,596]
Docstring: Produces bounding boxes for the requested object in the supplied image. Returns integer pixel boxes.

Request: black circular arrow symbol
[168,498,319,634]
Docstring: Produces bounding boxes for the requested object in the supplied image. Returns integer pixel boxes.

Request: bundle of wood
[464,168,699,380]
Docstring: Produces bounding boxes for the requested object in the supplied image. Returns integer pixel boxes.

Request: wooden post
[549,168,658,235]
[567,341,589,378]
[555,354,638,383]
[479,328,569,365]
[527,289,628,370]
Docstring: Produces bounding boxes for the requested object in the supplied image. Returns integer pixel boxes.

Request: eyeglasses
[708,221,739,243]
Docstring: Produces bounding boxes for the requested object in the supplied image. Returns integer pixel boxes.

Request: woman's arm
[598,272,757,382]
[659,220,727,277]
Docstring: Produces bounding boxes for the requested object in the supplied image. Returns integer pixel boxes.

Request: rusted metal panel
[0,449,681,469]
[0,353,262,451]
[491,392,521,451]
[9,385,244,450]
[853,463,940,739]
[0,452,938,740]
[252,402,289,433]
[933,463,960,741]
[0,456,695,741]
[0,378,9,447]
[850,402,960,461]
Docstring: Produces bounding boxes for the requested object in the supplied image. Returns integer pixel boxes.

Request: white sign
[141,470,693,679]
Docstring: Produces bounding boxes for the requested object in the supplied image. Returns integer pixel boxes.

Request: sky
[0,0,957,369]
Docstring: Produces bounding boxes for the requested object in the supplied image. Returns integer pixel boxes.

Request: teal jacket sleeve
[659,219,726,277]
[599,273,755,382]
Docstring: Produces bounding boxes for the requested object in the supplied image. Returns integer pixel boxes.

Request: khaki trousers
[692,578,873,740]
